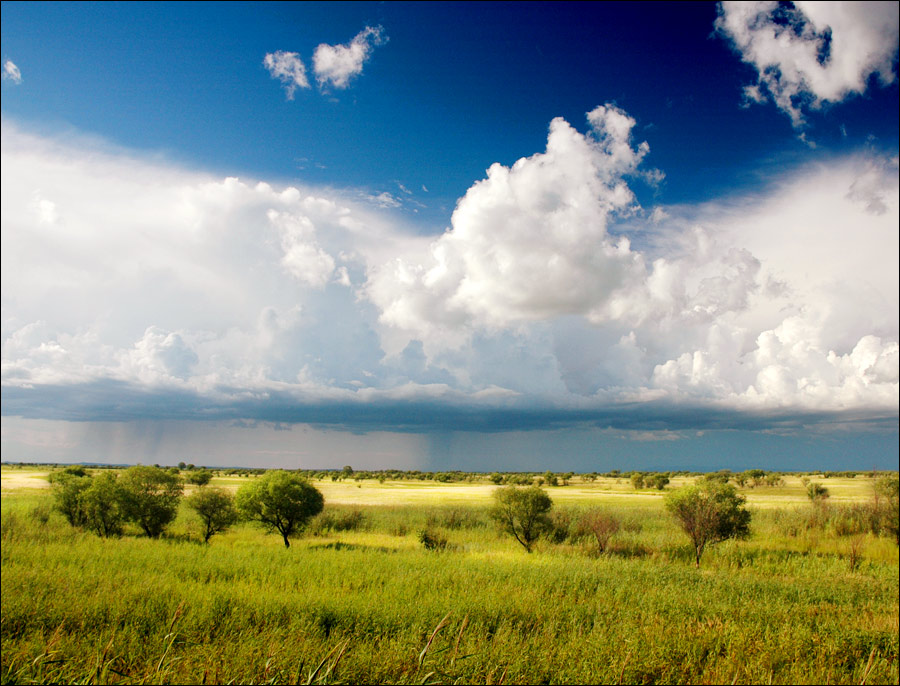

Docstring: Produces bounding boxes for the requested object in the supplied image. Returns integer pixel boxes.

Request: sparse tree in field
[236,470,324,547]
[806,482,829,502]
[647,473,670,490]
[665,481,751,567]
[490,485,553,553]
[544,471,558,487]
[81,471,127,537]
[118,465,184,538]
[48,468,92,528]
[576,509,620,554]
[186,487,238,543]
[187,468,213,487]
[341,465,354,481]
[630,473,645,490]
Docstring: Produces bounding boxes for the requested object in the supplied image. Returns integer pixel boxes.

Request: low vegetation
[1,465,897,684]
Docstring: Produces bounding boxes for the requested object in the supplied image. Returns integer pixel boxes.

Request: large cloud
[716,1,899,126]
[1,112,897,431]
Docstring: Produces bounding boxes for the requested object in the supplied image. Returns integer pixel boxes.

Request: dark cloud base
[3,380,897,436]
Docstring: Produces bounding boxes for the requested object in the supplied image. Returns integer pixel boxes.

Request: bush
[186,487,239,543]
[236,471,324,547]
[576,509,620,554]
[665,481,751,567]
[490,485,553,553]
[81,472,127,538]
[119,465,184,538]
[806,482,829,502]
[48,470,92,528]
[418,528,448,551]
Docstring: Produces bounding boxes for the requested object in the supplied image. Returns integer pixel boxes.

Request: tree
[490,485,553,553]
[647,473,670,490]
[187,469,213,487]
[576,508,620,554]
[186,487,238,543]
[665,481,751,567]
[48,469,92,528]
[81,472,126,537]
[630,473,645,490]
[236,471,324,547]
[119,465,183,538]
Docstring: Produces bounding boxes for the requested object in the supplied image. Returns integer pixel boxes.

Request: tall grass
[2,489,897,684]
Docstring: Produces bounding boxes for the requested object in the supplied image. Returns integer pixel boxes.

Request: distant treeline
[3,461,890,485]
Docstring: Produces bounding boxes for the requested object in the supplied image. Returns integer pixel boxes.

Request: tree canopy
[236,471,324,547]
[665,481,751,567]
[490,485,553,553]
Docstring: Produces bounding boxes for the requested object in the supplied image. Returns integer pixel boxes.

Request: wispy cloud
[716,1,900,127]
[263,51,310,99]
[313,25,386,90]
[2,60,22,84]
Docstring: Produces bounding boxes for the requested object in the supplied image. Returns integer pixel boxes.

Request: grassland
[1,466,897,685]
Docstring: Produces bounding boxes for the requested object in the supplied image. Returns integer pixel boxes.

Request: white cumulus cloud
[313,25,386,90]
[716,1,900,126]
[263,51,310,99]
[2,60,22,84]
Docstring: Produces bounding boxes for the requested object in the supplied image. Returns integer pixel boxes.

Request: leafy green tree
[236,471,324,547]
[81,472,126,537]
[119,465,183,538]
[187,468,213,487]
[665,481,751,567]
[48,468,92,528]
[630,473,645,490]
[186,487,238,543]
[647,473,670,490]
[490,485,553,553]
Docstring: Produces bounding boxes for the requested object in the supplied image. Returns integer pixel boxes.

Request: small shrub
[418,528,448,551]
[806,482,829,502]
[576,509,620,554]
[546,509,575,544]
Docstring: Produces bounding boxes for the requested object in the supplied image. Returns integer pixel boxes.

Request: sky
[1,1,898,471]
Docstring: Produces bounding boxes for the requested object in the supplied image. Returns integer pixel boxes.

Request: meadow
[1,466,898,685]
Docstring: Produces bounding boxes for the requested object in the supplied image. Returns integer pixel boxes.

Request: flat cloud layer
[1,110,898,433]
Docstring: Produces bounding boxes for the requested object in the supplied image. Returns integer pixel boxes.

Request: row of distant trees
[49,466,323,546]
[47,465,900,556]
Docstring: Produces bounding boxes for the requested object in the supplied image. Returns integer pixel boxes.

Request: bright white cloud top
[2,109,897,429]
[717,1,900,126]
[312,25,386,90]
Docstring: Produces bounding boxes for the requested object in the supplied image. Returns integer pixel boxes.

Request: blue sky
[2,2,898,470]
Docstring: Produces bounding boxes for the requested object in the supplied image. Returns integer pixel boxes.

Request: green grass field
[1,466,897,685]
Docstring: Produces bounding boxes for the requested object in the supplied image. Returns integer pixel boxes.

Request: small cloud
[363,191,401,209]
[421,185,429,193]
[263,51,310,100]
[2,60,22,84]
[650,207,669,223]
[313,25,386,90]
